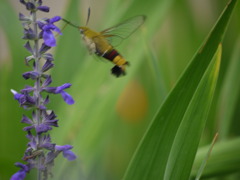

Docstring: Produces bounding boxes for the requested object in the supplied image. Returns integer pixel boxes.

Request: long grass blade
[123,0,237,179]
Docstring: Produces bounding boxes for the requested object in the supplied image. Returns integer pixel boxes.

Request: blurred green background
[0,0,240,179]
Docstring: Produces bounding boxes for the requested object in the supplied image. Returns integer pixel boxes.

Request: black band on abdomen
[102,49,119,61]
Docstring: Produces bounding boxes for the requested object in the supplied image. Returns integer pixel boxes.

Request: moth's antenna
[62,18,79,29]
[85,7,91,26]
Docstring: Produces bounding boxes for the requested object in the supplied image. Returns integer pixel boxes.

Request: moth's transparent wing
[100,16,146,47]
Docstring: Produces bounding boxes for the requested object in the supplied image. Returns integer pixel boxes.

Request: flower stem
[31,3,42,180]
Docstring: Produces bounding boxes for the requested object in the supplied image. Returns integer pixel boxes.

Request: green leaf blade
[192,137,240,178]
[164,45,221,180]
[123,0,237,179]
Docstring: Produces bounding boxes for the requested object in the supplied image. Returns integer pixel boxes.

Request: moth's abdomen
[100,49,129,77]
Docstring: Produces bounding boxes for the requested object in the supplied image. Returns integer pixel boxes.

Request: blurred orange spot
[116,80,148,122]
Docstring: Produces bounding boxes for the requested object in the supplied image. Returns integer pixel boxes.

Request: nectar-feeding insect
[62,9,146,77]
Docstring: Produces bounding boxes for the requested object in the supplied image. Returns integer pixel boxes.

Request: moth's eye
[79,29,84,34]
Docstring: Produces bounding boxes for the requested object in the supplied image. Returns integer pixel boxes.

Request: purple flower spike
[13,0,76,178]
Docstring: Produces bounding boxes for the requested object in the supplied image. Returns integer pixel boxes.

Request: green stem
[31,3,42,180]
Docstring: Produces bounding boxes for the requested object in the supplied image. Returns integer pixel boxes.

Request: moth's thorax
[79,26,112,55]
[79,26,100,38]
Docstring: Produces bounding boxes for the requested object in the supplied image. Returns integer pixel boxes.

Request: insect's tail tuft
[111,65,126,77]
